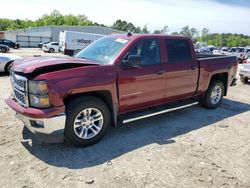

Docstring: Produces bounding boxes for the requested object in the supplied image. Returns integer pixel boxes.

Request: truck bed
[196,53,231,60]
[196,53,238,94]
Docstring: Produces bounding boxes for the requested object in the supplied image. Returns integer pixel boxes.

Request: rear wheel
[49,48,55,53]
[1,47,7,53]
[64,96,110,147]
[240,75,249,83]
[201,80,224,109]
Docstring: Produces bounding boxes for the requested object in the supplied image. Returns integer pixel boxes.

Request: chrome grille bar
[10,72,29,107]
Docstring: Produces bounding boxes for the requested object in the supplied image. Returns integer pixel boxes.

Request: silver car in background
[240,64,250,83]
[0,53,22,73]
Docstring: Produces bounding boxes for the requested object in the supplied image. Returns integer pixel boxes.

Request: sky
[0,0,250,35]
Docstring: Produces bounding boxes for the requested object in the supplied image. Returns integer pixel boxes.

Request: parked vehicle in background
[229,47,245,53]
[225,47,245,58]
[222,47,229,51]
[59,31,105,56]
[0,44,10,53]
[42,42,59,53]
[219,47,229,55]
[197,47,212,54]
[244,47,250,54]
[6,34,238,147]
[242,55,250,64]
[0,54,22,73]
[239,63,250,83]
[38,41,50,49]
[195,42,207,49]
[212,49,222,55]
[0,39,20,49]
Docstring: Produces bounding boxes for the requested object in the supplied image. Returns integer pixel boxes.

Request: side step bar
[123,101,199,124]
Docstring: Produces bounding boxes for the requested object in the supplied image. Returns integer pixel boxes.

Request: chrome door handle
[155,70,165,75]
[190,65,196,70]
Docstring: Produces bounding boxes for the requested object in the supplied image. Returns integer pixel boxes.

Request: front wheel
[4,62,12,74]
[201,80,224,109]
[64,96,110,147]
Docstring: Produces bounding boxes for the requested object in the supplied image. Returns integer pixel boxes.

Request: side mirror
[123,55,142,68]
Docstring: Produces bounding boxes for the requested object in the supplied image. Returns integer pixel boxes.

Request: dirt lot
[0,49,250,187]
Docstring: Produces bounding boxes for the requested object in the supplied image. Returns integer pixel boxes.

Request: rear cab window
[165,39,192,63]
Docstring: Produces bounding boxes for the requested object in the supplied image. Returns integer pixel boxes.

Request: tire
[240,75,249,83]
[201,80,224,109]
[64,96,110,147]
[4,62,12,74]
[49,48,55,53]
[1,47,7,53]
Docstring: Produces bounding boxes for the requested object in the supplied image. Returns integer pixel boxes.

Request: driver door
[117,39,166,113]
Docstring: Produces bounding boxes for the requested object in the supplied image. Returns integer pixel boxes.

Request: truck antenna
[127,31,133,36]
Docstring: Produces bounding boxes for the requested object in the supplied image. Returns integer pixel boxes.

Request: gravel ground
[0,49,250,187]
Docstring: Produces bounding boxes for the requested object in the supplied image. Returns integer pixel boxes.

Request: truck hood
[12,56,99,74]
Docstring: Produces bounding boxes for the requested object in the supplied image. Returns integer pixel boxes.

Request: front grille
[10,72,29,107]
[14,89,26,105]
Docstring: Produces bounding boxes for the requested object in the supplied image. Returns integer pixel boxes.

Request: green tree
[112,19,141,33]
[161,25,169,34]
[180,25,191,37]
[201,28,209,36]
[171,31,179,35]
[197,32,250,47]
[179,26,198,38]
[153,30,161,34]
[142,25,149,33]
[190,27,199,37]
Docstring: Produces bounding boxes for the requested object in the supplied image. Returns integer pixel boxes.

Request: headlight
[28,80,50,108]
[28,80,48,94]
[29,94,50,108]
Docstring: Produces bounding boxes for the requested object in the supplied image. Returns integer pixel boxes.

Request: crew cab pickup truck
[6,34,238,146]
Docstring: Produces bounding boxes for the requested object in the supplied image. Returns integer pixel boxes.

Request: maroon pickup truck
[6,34,238,146]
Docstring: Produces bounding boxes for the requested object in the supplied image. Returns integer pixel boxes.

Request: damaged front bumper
[6,97,66,143]
[16,112,66,142]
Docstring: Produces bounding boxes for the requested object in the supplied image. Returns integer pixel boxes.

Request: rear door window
[165,39,192,63]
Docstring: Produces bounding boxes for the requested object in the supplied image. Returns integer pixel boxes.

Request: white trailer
[59,31,105,56]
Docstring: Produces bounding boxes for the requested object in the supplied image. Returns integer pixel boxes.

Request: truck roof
[109,34,191,40]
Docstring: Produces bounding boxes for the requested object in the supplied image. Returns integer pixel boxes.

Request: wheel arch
[4,61,14,73]
[63,90,117,127]
[209,72,228,96]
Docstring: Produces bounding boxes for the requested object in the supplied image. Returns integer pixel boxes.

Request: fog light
[30,120,44,128]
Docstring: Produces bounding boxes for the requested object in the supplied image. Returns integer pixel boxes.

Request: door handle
[155,70,165,75]
[190,65,197,70]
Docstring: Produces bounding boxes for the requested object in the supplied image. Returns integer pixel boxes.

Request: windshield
[75,37,129,64]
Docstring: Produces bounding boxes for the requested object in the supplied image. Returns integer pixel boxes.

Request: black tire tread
[64,96,110,147]
[201,80,224,109]
[4,62,12,74]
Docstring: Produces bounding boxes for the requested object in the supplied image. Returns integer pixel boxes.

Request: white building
[3,26,124,47]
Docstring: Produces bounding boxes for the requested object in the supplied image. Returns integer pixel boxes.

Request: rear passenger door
[164,39,199,100]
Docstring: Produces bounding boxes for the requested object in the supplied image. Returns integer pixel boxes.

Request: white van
[59,31,105,56]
